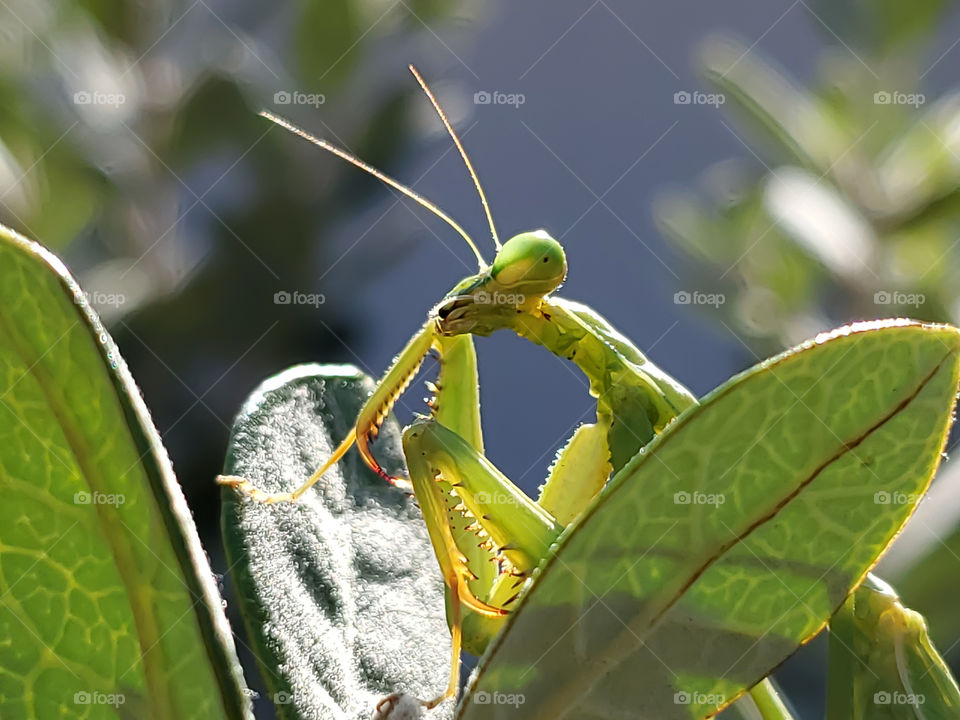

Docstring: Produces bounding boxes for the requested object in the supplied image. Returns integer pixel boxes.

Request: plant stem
[748,678,796,720]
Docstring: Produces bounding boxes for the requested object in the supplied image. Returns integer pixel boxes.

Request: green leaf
[761,166,877,282]
[700,35,849,175]
[0,224,250,719]
[221,365,453,720]
[458,320,960,720]
[296,0,364,91]
[807,0,952,54]
[876,93,960,222]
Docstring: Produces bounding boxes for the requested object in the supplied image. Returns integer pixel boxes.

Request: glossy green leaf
[459,320,960,720]
[221,365,453,720]
[0,225,250,719]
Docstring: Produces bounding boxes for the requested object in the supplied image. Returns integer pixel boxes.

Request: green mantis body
[222,226,701,705]
[218,66,700,710]
[828,574,960,719]
[401,249,700,658]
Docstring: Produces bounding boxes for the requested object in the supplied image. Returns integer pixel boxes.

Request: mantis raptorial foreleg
[218,321,438,501]
[403,417,561,693]
[404,418,562,577]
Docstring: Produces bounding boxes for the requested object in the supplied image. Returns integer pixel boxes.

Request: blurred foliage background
[0,0,480,709]
[4,0,960,716]
[656,0,960,352]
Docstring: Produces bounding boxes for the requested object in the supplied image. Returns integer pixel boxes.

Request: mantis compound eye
[490,230,566,296]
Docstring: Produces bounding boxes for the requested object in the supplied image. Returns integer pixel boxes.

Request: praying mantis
[218,65,700,711]
[218,66,960,719]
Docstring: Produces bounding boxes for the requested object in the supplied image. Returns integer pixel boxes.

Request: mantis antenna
[407,64,502,251]
[259,110,488,270]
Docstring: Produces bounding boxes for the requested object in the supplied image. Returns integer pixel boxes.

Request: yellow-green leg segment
[401,417,562,705]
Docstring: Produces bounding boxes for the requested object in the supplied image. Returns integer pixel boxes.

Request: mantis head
[258,66,568,334]
[434,230,566,336]
[490,230,567,296]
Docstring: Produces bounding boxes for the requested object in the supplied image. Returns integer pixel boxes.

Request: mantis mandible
[218,65,703,712]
